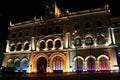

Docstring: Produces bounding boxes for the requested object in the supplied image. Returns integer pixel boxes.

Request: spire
[54,1,61,17]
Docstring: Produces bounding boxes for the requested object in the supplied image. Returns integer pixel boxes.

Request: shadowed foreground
[0,71,120,80]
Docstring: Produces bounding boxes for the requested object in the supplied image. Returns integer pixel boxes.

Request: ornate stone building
[2,3,120,73]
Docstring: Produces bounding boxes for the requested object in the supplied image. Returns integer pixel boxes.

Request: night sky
[0,0,120,44]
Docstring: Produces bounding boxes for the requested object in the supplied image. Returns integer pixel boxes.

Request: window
[55,40,61,49]
[18,31,22,37]
[25,30,30,36]
[48,41,53,49]
[97,34,106,44]
[21,58,28,71]
[15,60,20,70]
[85,37,93,45]
[10,45,15,51]
[7,59,14,67]
[24,43,29,50]
[12,33,16,38]
[74,38,82,46]
[17,44,22,51]
[40,42,45,49]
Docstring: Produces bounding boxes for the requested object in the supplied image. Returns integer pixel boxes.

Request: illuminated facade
[2,3,120,73]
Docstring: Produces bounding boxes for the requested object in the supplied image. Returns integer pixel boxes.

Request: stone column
[6,40,10,52]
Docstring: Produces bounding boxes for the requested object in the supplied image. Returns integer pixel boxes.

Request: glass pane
[22,59,28,71]
[97,35,106,44]
[85,37,93,45]
[75,38,82,46]
[15,60,20,70]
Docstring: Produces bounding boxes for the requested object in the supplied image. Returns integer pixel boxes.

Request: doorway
[37,57,47,73]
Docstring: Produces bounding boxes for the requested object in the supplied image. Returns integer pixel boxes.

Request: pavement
[0,71,120,80]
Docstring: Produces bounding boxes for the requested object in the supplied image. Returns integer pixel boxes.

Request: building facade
[2,3,120,73]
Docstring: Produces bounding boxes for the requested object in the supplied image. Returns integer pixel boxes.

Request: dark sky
[0,0,120,43]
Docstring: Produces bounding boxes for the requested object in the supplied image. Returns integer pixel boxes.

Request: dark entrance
[37,57,47,73]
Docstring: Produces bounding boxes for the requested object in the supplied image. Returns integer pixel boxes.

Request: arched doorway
[75,58,83,72]
[14,60,20,71]
[99,57,109,71]
[21,58,28,72]
[52,56,64,72]
[7,59,14,67]
[37,57,47,73]
[87,57,95,72]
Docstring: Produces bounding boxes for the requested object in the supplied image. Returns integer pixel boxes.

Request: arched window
[24,43,29,50]
[55,40,61,49]
[52,56,64,71]
[18,31,22,37]
[74,38,82,46]
[25,30,30,36]
[7,59,14,67]
[12,33,16,38]
[97,34,106,44]
[10,45,15,51]
[21,58,28,71]
[40,41,45,49]
[17,44,22,51]
[14,60,20,70]
[85,37,93,45]
[48,41,53,49]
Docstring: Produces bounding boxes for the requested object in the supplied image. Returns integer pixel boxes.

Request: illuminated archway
[49,52,66,72]
[85,56,96,71]
[73,56,84,72]
[97,55,110,71]
[52,56,64,72]
[33,53,48,73]
[37,57,47,73]
[7,58,14,67]
[21,58,28,71]
[14,58,20,71]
